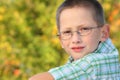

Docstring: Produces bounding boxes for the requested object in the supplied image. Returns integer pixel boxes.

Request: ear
[100,24,110,42]
[59,36,64,48]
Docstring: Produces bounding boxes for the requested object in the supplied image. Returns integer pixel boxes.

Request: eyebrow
[67,24,86,29]
[77,24,88,28]
[60,24,88,32]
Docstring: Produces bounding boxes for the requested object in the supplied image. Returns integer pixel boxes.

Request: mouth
[71,47,84,53]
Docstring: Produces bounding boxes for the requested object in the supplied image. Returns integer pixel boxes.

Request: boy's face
[59,7,109,61]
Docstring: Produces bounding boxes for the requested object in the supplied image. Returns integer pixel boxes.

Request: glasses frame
[57,26,102,40]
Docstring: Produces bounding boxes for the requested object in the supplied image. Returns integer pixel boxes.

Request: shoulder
[48,51,119,80]
[83,51,119,66]
[48,54,97,80]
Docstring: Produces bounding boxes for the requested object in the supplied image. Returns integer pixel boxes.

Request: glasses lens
[61,31,72,39]
[59,27,99,39]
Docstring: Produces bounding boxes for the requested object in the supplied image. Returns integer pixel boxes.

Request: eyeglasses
[57,26,101,40]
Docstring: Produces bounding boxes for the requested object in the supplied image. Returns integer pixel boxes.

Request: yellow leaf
[0,7,6,13]
[0,15,3,21]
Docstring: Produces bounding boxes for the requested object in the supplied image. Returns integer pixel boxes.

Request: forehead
[59,7,97,30]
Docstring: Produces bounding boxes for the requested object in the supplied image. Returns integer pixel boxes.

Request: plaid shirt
[48,38,120,80]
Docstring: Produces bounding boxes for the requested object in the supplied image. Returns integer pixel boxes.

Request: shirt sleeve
[48,57,95,80]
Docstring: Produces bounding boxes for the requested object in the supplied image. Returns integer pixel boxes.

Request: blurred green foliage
[0,0,120,80]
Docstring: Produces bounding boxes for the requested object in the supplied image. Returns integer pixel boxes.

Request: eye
[78,27,92,33]
[81,27,91,30]
[62,30,71,35]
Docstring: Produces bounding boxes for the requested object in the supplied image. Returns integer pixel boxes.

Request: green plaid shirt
[49,38,120,80]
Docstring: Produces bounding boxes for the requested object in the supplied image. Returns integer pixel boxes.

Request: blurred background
[0,0,120,80]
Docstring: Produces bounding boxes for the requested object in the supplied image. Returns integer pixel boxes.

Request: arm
[29,72,54,80]
[48,59,94,80]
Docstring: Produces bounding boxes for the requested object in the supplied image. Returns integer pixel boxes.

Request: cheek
[85,31,101,50]
[61,40,70,49]
[91,30,101,41]
[84,38,99,53]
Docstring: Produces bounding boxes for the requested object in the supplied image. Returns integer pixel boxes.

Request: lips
[71,47,84,52]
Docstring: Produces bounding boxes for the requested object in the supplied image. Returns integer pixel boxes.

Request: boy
[29,0,120,80]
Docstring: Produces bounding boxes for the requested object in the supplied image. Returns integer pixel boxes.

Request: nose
[71,31,82,44]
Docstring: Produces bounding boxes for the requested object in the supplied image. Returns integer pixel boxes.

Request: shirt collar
[94,38,116,53]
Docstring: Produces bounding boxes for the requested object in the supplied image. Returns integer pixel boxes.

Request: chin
[72,55,83,61]
[72,53,89,60]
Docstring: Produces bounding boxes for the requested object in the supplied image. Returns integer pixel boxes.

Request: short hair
[56,0,105,31]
